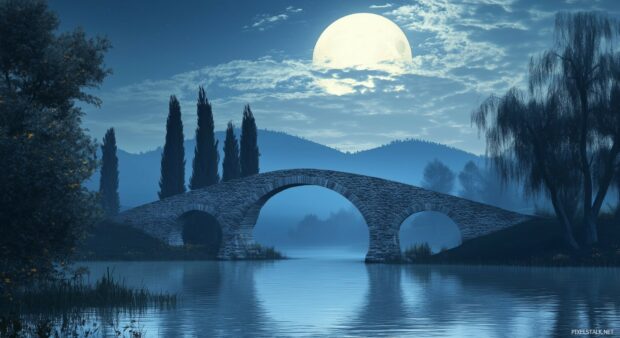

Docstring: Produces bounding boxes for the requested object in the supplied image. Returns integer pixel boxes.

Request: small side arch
[393,202,463,254]
[175,204,225,256]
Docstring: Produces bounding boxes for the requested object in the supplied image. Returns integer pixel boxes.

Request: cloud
[383,0,532,94]
[369,3,393,9]
[90,0,618,155]
[246,6,303,31]
[96,53,487,154]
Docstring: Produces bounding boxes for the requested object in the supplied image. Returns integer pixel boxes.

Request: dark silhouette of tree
[159,96,186,199]
[0,0,110,286]
[222,121,240,182]
[190,87,219,189]
[537,12,620,244]
[474,12,620,248]
[458,160,525,211]
[240,104,260,177]
[458,161,484,201]
[616,165,620,220]
[99,128,119,216]
[421,159,455,194]
[473,82,585,249]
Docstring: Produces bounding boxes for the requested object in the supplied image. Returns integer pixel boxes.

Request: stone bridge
[115,169,533,262]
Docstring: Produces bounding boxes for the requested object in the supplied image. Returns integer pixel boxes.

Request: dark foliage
[0,0,110,291]
[75,221,215,261]
[158,95,185,199]
[402,243,432,262]
[240,104,260,177]
[473,12,620,249]
[421,159,455,194]
[458,160,523,210]
[189,87,219,190]
[422,217,620,267]
[99,128,119,216]
[222,121,240,182]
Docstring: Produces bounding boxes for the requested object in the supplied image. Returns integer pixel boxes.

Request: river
[83,253,620,337]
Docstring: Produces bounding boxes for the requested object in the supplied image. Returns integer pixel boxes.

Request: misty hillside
[86,130,482,207]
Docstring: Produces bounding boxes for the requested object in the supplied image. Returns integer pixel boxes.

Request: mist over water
[252,186,463,256]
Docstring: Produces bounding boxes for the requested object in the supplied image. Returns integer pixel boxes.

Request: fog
[253,187,463,257]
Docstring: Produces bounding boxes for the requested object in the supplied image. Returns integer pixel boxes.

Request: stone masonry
[114,169,533,262]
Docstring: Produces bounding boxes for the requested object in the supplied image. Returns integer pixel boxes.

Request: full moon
[312,13,412,73]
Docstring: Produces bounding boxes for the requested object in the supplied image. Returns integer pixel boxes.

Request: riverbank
[75,222,284,261]
[0,268,176,337]
[409,217,620,267]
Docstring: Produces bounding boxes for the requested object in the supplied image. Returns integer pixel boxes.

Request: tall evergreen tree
[190,86,219,189]
[240,104,260,177]
[159,95,186,199]
[222,121,240,182]
[99,128,120,216]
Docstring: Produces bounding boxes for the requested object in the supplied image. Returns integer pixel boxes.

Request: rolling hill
[86,129,482,208]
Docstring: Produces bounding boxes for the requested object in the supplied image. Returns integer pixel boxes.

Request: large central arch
[222,175,381,260]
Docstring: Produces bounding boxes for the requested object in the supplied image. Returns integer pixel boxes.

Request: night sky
[49,0,620,154]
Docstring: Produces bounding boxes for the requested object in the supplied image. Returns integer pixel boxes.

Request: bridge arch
[239,175,371,229]
[217,174,380,260]
[178,209,224,256]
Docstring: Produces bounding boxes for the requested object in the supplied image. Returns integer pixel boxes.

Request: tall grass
[245,244,285,260]
[6,268,176,314]
[403,243,432,262]
[1,268,175,337]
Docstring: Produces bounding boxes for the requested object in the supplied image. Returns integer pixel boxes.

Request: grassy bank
[1,268,176,337]
[408,217,620,267]
[75,221,284,261]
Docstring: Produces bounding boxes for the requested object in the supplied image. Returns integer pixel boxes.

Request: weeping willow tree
[473,85,582,249]
[473,11,620,249]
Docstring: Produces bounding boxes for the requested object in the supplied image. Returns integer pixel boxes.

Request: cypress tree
[99,128,120,216]
[190,86,219,189]
[240,104,260,177]
[159,95,186,199]
[222,121,240,182]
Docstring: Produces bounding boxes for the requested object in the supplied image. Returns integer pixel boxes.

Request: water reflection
[84,261,620,337]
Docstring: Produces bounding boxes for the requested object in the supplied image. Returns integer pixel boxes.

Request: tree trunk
[579,90,597,245]
[550,190,580,250]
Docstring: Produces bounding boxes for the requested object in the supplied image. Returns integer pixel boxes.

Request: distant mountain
[86,129,482,208]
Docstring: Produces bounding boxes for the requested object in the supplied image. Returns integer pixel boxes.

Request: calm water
[83,255,620,338]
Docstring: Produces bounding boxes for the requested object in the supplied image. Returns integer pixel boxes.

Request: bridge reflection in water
[85,260,620,337]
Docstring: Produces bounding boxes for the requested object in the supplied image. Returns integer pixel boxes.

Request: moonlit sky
[50,0,620,154]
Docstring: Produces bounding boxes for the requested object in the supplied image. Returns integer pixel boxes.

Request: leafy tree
[458,161,527,211]
[0,0,110,288]
[189,86,219,189]
[222,121,240,182]
[240,104,259,177]
[421,159,455,194]
[99,128,119,216]
[458,161,485,201]
[159,96,186,199]
[474,12,620,248]
[473,63,583,249]
[536,12,620,244]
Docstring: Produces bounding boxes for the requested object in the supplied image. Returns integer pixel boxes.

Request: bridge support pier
[365,225,401,263]
[217,226,258,260]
